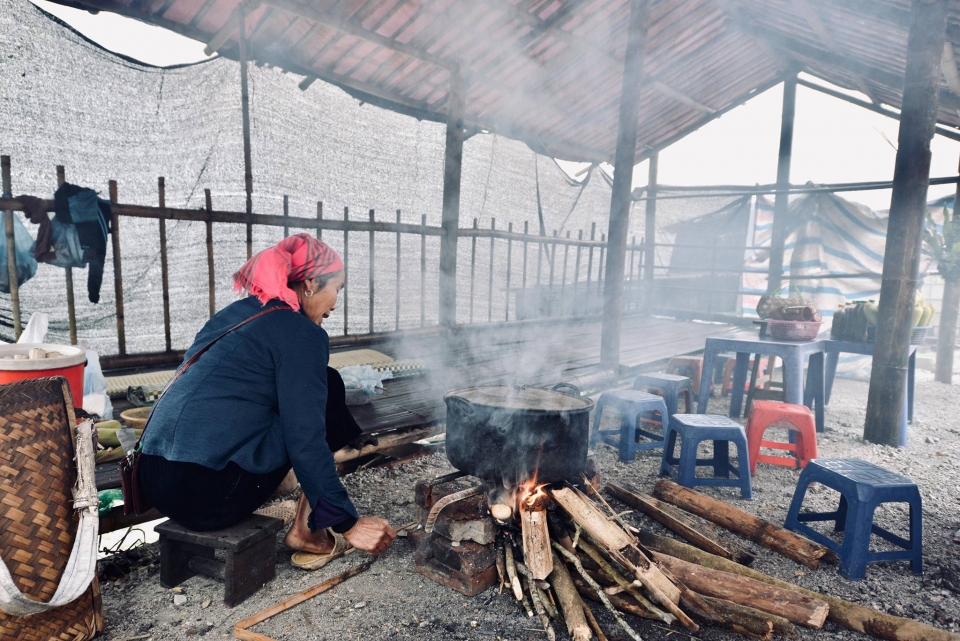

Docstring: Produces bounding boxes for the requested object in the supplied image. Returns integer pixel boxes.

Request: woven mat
[328,349,394,369]
[105,371,174,400]
[253,500,298,526]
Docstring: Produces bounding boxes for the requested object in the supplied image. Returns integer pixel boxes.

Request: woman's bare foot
[283,495,334,554]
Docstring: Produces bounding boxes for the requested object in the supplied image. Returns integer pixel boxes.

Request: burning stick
[519,482,553,580]
[504,542,523,601]
[553,541,643,641]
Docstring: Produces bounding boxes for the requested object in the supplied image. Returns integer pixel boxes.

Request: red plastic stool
[746,400,818,474]
[722,356,769,396]
[667,356,704,396]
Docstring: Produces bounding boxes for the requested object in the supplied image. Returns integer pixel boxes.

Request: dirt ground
[96,376,960,641]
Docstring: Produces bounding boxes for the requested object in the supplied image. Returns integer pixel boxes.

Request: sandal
[290,530,353,570]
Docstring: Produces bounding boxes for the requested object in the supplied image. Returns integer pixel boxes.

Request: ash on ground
[98,377,960,640]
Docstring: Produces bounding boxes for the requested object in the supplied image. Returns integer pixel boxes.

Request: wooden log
[573,577,668,624]
[606,483,755,565]
[205,189,216,319]
[865,0,950,445]
[637,531,960,641]
[653,480,828,569]
[577,539,674,625]
[701,595,798,639]
[520,493,553,580]
[697,594,774,640]
[653,553,828,628]
[332,424,441,463]
[1,156,21,339]
[522,573,556,641]
[549,550,591,641]
[56,165,78,346]
[505,539,523,601]
[549,486,634,551]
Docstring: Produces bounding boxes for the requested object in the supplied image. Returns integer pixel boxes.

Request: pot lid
[445,385,593,411]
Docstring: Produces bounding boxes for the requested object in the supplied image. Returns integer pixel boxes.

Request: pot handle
[551,382,582,397]
[445,395,477,422]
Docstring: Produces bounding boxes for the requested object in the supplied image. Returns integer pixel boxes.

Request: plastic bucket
[0,343,86,406]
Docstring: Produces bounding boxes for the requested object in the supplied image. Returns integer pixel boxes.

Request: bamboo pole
[420,214,426,327]
[866,0,950,446]
[343,207,349,335]
[487,218,495,322]
[57,165,77,345]
[1,156,21,340]
[638,531,960,641]
[601,0,650,371]
[238,4,254,260]
[205,189,215,319]
[505,222,513,321]
[438,70,465,328]
[767,76,796,294]
[158,177,172,352]
[283,194,289,238]
[109,180,126,355]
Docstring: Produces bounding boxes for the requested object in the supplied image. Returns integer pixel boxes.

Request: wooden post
[439,70,465,327]
[238,5,254,260]
[205,189,216,318]
[1,156,21,340]
[395,210,401,331]
[57,165,78,345]
[561,231,571,316]
[601,0,650,371]
[469,217,478,323]
[548,229,558,316]
[767,76,797,294]
[316,201,323,240]
[935,165,960,383]
[574,229,583,312]
[644,153,658,289]
[586,222,596,293]
[159,177,172,352]
[505,222,513,321]
[866,0,949,446]
[368,209,375,333]
[283,195,290,238]
[109,180,126,355]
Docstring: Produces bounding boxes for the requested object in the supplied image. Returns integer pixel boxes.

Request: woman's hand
[343,517,397,555]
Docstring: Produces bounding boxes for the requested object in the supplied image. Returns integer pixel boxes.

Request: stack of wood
[492,478,960,641]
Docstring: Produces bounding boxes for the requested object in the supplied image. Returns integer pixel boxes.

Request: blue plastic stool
[784,459,922,580]
[659,414,753,499]
[591,391,669,462]
[633,373,694,418]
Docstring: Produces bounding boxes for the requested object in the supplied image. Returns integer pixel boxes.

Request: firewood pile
[487,477,960,641]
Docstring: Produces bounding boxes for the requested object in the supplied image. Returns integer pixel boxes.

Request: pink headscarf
[232,234,343,311]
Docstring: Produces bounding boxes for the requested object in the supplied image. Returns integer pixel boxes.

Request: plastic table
[697,333,825,431]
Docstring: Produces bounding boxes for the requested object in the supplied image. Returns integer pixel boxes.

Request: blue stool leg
[838,502,875,580]
[734,436,753,499]
[909,489,923,574]
[712,439,731,477]
[664,389,679,418]
[618,410,638,462]
[729,352,750,418]
[784,469,813,530]
[698,346,720,413]
[824,350,839,405]
[678,434,700,488]
[835,495,848,532]
[899,384,909,448]
[660,427,679,478]
[908,350,916,423]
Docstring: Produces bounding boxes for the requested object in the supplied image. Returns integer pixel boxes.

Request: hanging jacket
[53,183,111,303]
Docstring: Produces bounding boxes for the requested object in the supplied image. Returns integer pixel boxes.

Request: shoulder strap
[137,304,290,445]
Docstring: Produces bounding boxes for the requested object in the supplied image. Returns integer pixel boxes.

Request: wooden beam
[1,155,21,340]
[793,0,880,104]
[865,0,949,446]
[796,77,960,143]
[650,80,715,114]
[439,71,466,328]
[204,0,259,55]
[768,76,796,294]
[600,0,650,372]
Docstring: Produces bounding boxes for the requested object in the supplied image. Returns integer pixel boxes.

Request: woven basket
[765,319,823,341]
[0,377,104,640]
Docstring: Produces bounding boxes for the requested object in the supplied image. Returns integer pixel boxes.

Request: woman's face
[300,271,345,325]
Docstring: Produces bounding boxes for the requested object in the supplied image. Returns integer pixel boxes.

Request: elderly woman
[139,234,395,568]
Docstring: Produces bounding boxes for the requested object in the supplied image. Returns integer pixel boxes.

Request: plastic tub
[0,343,86,405]
[765,320,823,341]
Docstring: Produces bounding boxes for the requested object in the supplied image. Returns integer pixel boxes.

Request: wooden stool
[156,514,283,607]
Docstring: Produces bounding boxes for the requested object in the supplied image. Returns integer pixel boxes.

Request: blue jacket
[140,297,358,530]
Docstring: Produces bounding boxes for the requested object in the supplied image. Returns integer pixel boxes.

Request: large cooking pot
[444,384,594,486]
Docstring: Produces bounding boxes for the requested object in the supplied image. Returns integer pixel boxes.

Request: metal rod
[369,209,375,334]
[109,180,126,355]
[205,189,216,319]
[1,156,20,340]
[487,218,495,322]
[159,177,172,352]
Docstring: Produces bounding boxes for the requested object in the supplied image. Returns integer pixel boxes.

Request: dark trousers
[140,367,362,531]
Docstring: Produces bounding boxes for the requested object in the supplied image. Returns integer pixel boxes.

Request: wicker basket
[0,377,104,640]
[765,319,823,341]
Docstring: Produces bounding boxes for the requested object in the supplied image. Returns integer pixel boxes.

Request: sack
[0,212,38,293]
[119,450,151,516]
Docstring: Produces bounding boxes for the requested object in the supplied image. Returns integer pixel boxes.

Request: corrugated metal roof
[50,0,960,162]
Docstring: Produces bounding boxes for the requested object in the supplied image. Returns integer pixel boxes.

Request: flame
[518,479,548,509]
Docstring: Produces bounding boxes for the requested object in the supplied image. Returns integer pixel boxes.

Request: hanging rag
[53,183,111,303]
[0,211,38,293]
[16,195,55,262]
